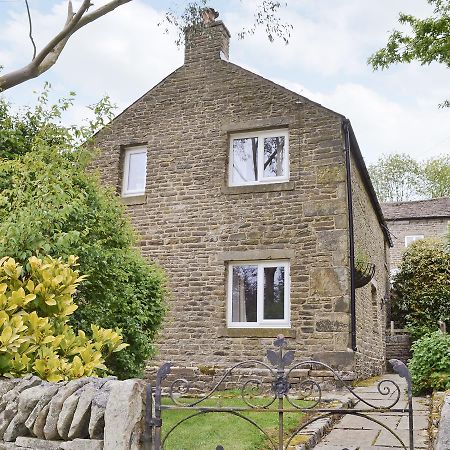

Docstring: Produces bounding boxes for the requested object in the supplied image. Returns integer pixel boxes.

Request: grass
[160,392,310,450]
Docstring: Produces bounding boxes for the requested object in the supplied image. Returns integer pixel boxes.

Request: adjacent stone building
[382,197,450,271]
[92,13,391,379]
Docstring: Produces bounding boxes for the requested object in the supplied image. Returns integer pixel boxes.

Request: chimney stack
[184,8,231,64]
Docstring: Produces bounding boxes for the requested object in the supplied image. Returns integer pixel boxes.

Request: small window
[228,261,290,328]
[404,235,424,247]
[122,146,147,197]
[229,129,289,186]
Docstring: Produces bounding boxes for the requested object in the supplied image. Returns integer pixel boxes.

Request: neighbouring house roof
[382,197,450,221]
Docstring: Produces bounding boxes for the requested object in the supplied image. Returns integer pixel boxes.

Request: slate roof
[382,197,450,220]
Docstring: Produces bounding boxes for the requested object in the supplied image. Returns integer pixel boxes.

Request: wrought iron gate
[144,336,414,450]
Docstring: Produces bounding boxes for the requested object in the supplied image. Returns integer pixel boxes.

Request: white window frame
[404,235,424,247]
[227,260,290,328]
[229,129,289,186]
[122,146,147,197]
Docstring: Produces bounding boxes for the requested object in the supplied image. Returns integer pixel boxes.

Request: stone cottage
[382,197,450,272]
[92,12,391,379]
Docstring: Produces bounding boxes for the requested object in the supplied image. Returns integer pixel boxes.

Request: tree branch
[0,0,132,91]
[24,0,37,59]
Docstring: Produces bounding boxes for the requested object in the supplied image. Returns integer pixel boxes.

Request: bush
[0,255,127,381]
[0,91,165,379]
[392,238,450,337]
[408,331,450,395]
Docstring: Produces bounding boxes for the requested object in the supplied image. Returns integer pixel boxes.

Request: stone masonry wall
[385,334,412,371]
[350,156,389,378]
[91,22,386,378]
[0,376,147,450]
[351,156,389,377]
[386,217,449,270]
[92,22,355,373]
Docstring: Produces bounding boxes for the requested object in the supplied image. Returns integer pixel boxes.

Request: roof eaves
[345,120,393,247]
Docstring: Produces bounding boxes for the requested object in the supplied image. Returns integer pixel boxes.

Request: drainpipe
[342,118,357,352]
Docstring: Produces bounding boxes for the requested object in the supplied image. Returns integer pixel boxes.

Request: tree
[420,155,450,197]
[368,0,450,107]
[368,153,422,202]
[368,153,450,202]
[391,238,450,340]
[0,0,132,91]
[1,1,291,92]
[0,89,165,379]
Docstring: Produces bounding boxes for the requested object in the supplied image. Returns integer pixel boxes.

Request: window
[229,129,289,186]
[122,146,147,197]
[228,261,290,328]
[404,235,424,247]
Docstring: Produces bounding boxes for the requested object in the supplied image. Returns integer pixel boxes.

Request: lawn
[160,393,310,450]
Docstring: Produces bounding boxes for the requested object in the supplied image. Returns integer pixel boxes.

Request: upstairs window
[229,129,289,186]
[405,235,424,247]
[122,146,147,197]
[228,261,290,328]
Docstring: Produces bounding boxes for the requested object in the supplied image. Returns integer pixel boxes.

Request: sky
[0,0,449,165]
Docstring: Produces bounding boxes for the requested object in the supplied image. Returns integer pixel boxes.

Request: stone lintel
[222,116,297,133]
[217,248,295,262]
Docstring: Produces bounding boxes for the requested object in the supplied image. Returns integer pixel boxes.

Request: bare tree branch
[0,0,132,91]
[24,0,37,59]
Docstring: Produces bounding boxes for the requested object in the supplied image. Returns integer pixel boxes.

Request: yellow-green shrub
[0,255,127,381]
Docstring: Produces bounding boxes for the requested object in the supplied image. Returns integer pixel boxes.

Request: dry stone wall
[0,376,147,450]
[385,334,411,370]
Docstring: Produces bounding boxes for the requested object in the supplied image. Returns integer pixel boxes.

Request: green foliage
[369,153,450,202]
[409,331,450,394]
[368,153,421,202]
[421,155,450,198]
[392,239,450,336]
[0,255,127,381]
[368,0,450,107]
[0,83,115,159]
[0,87,165,379]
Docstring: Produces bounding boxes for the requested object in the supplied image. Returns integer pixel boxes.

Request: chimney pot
[201,8,219,25]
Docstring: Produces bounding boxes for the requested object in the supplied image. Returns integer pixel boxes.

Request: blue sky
[1,0,449,164]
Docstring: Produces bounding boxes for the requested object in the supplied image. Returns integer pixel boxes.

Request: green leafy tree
[368,153,422,202]
[369,153,450,202]
[391,238,450,339]
[0,88,165,378]
[420,155,450,198]
[368,0,450,107]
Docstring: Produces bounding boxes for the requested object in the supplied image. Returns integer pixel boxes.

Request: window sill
[222,181,295,195]
[217,328,296,338]
[121,194,147,205]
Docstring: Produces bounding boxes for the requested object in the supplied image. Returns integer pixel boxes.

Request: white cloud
[274,78,450,165]
[1,0,448,168]
[0,1,182,109]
